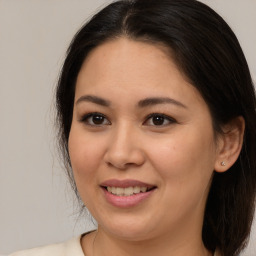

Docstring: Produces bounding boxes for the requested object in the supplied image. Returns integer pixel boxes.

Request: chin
[98,217,158,241]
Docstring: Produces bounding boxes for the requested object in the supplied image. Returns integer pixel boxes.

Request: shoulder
[9,236,84,256]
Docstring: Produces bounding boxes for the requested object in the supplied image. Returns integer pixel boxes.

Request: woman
[11,0,256,255]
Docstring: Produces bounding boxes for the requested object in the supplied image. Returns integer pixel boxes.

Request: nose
[103,124,145,170]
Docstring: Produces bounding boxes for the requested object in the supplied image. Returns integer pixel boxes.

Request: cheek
[147,128,216,186]
[68,127,103,186]
[147,130,216,220]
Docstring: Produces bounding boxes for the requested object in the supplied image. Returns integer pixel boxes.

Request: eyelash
[143,113,177,126]
[80,112,111,126]
[80,112,176,127]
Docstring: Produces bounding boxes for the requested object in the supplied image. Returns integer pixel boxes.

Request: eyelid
[143,113,177,126]
[79,112,111,125]
[79,112,176,127]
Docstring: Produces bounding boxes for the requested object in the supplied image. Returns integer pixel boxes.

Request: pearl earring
[221,161,226,166]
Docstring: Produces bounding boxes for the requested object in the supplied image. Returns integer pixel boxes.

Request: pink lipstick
[100,179,156,208]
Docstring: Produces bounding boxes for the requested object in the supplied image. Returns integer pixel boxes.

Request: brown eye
[92,115,105,125]
[81,113,110,126]
[152,115,165,125]
[144,113,176,126]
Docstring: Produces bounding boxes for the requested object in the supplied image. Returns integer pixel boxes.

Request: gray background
[0,0,255,255]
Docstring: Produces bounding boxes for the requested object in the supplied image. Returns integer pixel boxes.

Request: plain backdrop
[0,0,255,255]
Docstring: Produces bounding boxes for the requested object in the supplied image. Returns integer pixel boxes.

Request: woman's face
[69,38,221,241]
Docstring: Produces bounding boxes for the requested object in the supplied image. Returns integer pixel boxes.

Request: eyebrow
[138,97,187,108]
[76,95,187,109]
[76,95,111,107]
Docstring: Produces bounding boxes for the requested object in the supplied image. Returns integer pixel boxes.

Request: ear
[214,116,245,173]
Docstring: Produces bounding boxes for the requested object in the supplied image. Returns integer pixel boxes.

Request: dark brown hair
[56,0,256,255]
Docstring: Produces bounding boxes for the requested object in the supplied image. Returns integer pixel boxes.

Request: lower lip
[102,187,155,208]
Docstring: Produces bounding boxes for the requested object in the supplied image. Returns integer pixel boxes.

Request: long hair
[56,1,256,255]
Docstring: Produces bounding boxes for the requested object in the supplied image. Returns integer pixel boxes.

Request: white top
[9,236,84,256]
[9,234,219,256]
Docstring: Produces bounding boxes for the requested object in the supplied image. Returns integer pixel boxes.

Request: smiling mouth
[100,180,157,207]
[103,186,155,196]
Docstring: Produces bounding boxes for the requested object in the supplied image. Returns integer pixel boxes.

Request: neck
[83,227,213,256]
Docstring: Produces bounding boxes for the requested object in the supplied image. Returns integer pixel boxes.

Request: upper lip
[100,179,156,189]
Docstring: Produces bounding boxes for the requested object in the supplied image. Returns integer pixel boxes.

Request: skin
[68,38,244,256]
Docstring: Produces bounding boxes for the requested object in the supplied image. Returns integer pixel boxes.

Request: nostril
[104,154,145,170]
[103,138,146,169]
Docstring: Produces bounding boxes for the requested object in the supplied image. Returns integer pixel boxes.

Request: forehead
[75,37,203,107]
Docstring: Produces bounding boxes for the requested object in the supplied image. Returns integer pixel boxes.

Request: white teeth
[116,187,124,195]
[112,187,117,194]
[124,187,133,196]
[141,187,147,193]
[106,186,150,196]
[134,186,140,194]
